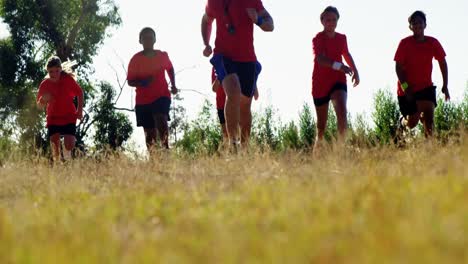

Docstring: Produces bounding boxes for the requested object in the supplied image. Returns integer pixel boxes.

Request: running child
[395,10,449,138]
[127,27,178,152]
[311,6,360,153]
[36,56,84,162]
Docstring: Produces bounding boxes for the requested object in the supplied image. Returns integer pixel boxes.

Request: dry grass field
[0,137,467,263]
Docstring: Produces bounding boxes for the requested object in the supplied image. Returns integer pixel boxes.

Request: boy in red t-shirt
[201,0,274,150]
[395,11,450,138]
[311,6,360,153]
[127,27,178,152]
[37,56,84,162]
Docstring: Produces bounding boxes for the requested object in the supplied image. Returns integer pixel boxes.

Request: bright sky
[1,0,467,149]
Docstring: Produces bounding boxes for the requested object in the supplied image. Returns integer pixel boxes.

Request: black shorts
[135,97,171,128]
[47,123,76,138]
[217,109,225,125]
[222,58,257,98]
[398,86,437,116]
[313,82,348,107]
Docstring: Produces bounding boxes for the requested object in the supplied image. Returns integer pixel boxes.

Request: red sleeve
[37,81,47,101]
[127,55,139,81]
[312,35,324,57]
[394,40,406,63]
[432,39,446,61]
[69,76,83,96]
[342,34,350,55]
[164,52,173,70]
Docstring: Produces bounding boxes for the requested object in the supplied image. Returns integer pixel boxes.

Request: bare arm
[201,13,214,57]
[395,62,407,85]
[343,52,360,86]
[316,54,353,75]
[167,67,178,94]
[438,58,450,100]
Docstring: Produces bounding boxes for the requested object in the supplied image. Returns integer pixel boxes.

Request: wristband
[256,16,264,26]
[332,61,342,71]
[401,82,408,91]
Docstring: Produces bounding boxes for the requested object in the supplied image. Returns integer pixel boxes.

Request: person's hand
[352,72,360,87]
[441,85,450,101]
[254,88,259,100]
[76,109,83,120]
[212,79,221,92]
[41,92,52,103]
[340,64,353,76]
[38,92,52,108]
[203,45,212,57]
[246,8,258,24]
[170,85,178,95]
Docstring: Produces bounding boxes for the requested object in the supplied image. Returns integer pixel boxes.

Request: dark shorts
[135,97,171,128]
[48,123,76,138]
[313,82,348,106]
[213,57,257,98]
[398,86,437,116]
[217,109,225,125]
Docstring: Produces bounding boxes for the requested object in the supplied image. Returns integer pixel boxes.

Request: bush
[372,89,400,145]
[298,103,316,148]
[279,121,300,150]
[175,100,222,155]
[251,106,280,151]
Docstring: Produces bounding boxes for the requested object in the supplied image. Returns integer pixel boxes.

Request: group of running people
[36,2,450,161]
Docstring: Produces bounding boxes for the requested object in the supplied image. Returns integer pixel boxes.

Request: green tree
[0,0,129,154]
[93,82,133,152]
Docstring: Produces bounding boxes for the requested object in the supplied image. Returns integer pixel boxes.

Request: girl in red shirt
[312,6,360,154]
[37,56,84,162]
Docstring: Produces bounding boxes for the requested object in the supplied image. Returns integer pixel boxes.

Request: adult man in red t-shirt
[201,0,274,150]
[395,11,450,138]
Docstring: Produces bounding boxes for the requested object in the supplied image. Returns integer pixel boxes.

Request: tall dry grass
[0,137,467,263]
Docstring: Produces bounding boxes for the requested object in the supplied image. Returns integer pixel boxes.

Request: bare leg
[239,95,253,148]
[50,133,61,162]
[223,74,241,145]
[155,113,169,149]
[330,90,348,144]
[63,135,76,160]
[417,100,435,137]
[313,103,329,155]
[144,128,158,153]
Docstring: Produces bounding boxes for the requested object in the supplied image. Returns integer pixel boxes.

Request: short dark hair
[139,27,156,40]
[320,6,340,21]
[408,11,426,24]
[46,56,62,69]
